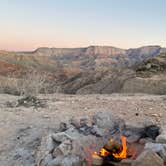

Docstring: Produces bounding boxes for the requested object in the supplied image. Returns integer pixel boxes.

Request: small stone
[70,117,80,128]
[93,112,125,131]
[132,150,164,166]
[52,139,72,157]
[156,134,166,144]
[70,116,92,128]
[80,117,91,127]
[51,132,73,143]
[90,125,105,137]
[59,122,68,132]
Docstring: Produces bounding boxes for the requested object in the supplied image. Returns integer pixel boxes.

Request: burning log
[92,136,127,165]
[103,139,122,154]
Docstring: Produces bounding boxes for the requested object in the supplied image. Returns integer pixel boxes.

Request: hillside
[120,52,166,94]
[0,45,166,94]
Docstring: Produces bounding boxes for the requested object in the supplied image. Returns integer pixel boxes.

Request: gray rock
[93,112,125,131]
[70,116,92,128]
[145,143,166,152]
[40,154,53,166]
[36,135,54,166]
[70,117,81,128]
[46,134,56,153]
[132,150,164,166]
[52,139,72,157]
[143,118,156,127]
[139,138,154,145]
[90,125,105,137]
[127,135,140,143]
[65,127,83,138]
[59,122,68,132]
[158,148,166,164]
[156,134,166,144]
[51,132,74,143]
[145,143,166,164]
[14,148,35,166]
[48,155,85,166]
[47,156,64,166]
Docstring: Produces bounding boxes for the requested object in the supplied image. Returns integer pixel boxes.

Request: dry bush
[0,76,21,95]
[18,71,48,96]
[0,72,52,96]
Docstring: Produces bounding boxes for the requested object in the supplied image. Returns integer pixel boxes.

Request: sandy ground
[0,93,166,166]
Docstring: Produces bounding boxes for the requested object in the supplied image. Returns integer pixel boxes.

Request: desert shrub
[18,71,48,96]
[0,76,21,95]
[0,72,53,96]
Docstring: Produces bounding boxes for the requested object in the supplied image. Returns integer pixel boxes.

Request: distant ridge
[0,45,166,94]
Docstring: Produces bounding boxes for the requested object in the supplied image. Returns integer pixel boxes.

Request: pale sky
[0,0,166,51]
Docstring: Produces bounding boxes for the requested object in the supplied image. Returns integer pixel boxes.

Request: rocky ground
[0,93,166,166]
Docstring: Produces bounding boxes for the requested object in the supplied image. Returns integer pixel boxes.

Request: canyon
[0,45,166,95]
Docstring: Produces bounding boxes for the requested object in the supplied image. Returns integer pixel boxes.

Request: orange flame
[100,148,109,157]
[92,135,127,161]
[113,135,127,159]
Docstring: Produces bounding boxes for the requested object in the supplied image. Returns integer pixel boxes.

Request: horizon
[0,0,166,51]
[0,44,164,53]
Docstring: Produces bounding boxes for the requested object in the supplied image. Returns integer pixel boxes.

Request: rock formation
[0,45,166,94]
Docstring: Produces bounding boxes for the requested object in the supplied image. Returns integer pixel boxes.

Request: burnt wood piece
[104,140,122,154]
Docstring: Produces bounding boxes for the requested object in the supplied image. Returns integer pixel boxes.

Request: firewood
[104,139,122,154]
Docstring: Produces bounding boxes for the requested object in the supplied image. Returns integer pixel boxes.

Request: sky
[0,0,166,51]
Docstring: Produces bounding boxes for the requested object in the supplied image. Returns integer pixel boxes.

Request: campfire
[92,135,127,165]
[36,112,164,166]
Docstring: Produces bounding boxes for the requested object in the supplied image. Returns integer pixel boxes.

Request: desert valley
[1,0,166,165]
[0,45,166,166]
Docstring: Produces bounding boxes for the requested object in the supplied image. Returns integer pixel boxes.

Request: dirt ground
[0,93,166,166]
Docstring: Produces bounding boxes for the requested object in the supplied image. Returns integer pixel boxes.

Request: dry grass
[0,72,52,96]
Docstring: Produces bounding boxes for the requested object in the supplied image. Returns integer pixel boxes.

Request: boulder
[145,143,166,164]
[132,150,164,166]
[145,142,166,152]
[47,155,85,166]
[92,112,125,131]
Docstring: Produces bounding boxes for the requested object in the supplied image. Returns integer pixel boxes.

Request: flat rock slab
[132,150,164,166]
